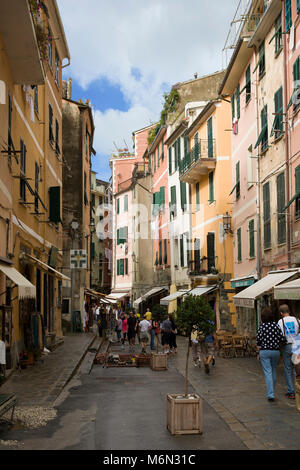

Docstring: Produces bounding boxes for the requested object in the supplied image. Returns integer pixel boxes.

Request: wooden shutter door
[207,232,215,271]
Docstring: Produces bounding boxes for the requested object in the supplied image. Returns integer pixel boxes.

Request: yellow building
[179,99,235,331]
[0,0,70,370]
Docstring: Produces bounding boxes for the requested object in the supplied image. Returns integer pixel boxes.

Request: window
[168,147,172,174]
[285,0,292,32]
[161,139,164,161]
[272,87,283,139]
[157,146,160,168]
[48,27,53,67]
[159,186,165,210]
[237,228,242,262]
[236,85,240,119]
[180,181,187,211]
[55,119,60,155]
[208,172,214,203]
[124,194,128,212]
[194,238,201,272]
[117,198,120,214]
[231,93,235,122]
[207,117,214,157]
[277,172,286,244]
[274,13,282,54]
[180,235,184,267]
[253,42,265,78]
[170,185,177,218]
[184,136,188,158]
[194,132,199,159]
[263,182,271,249]
[20,140,26,202]
[49,186,61,224]
[55,49,59,86]
[245,65,251,104]
[207,232,215,271]
[35,162,39,213]
[236,161,240,199]
[174,142,178,171]
[49,104,54,142]
[249,220,255,258]
[196,182,200,211]
[298,0,300,14]
[292,57,300,111]
[117,226,128,245]
[255,106,268,152]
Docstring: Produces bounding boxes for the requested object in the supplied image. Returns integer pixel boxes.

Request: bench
[0,394,17,423]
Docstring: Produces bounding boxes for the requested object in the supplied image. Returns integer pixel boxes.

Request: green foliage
[176,295,215,338]
[147,88,180,145]
[151,304,167,322]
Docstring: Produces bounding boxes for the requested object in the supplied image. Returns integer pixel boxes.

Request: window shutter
[207,117,213,157]
[124,195,128,212]
[207,232,215,271]
[236,161,240,199]
[285,0,292,31]
[169,147,172,174]
[237,228,242,262]
[125,258,128,275]
[236,85,240,119]
[249,220,255,258]
[160,186,165,208]
[180,181,187,211]
[277,173,286,244]
[194,238,201,272]
[120,259,124,276]
[49,186,61,223]
[91,242,95,258]
[117,198,120,214]
[209,172,214,203]
[117,260,120,276]
[246,65,251,103]
[263,182,271,249]
[231,94,235,121]
[298,0,300,13]
[196,182,200,210]
[178,138,181,163]
[180,235,184,267]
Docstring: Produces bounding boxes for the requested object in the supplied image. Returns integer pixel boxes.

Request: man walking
[127,311,137,351]
[161,315,173,354]
[277,304,300,399]
[139,315,151,353]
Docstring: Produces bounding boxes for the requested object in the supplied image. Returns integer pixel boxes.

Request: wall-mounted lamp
[223,212,233,234]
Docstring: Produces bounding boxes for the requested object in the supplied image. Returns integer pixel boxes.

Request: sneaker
[212,358,215,366]
[194,361,198,367]
[268,398,275,402]
[204,364,210,374]
[285,393,295,399]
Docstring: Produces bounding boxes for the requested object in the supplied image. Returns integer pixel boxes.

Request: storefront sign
[231,278,255,289]
[233,297,255,308]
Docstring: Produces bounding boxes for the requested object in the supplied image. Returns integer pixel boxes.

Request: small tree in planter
[166,294,215,435]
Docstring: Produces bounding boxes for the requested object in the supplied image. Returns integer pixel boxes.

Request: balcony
[188,258,219,278]
[179,140,216,184]
[0,0,44,84]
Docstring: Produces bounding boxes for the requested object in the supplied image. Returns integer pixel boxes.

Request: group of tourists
[256,304,300,406]
[114,308,178,354]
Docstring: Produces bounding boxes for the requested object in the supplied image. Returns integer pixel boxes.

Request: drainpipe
[283,1,292,268]
[254,48,262,282]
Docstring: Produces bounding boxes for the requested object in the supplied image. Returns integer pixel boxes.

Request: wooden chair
[219,335,234,358]
[232,335,246,358]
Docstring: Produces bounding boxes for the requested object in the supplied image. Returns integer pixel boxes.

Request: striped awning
[0,263,36,299]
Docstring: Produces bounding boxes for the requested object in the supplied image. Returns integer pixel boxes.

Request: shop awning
[133,297,143,309]
[233,270,299,308]
[188,285,217,297]
[141,286,168,301]
[231,275,257,289]
[26,254,71,281]
[0,263,36,299]
[274,279,300,300]
[84,288,106,298]
[105,292,129,301]
[160,290,190,306]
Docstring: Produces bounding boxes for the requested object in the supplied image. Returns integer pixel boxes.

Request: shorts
[140,332,149,343]
[128,329,136,340]
[200,342,215,357]
[161,332,171,346]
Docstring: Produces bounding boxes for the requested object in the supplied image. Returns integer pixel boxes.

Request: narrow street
[0,333,299,451]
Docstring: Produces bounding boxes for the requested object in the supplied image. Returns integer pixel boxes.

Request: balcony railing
[179,139,216,177]
[188,257,219,277]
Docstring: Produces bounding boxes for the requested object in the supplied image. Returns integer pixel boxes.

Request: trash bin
[72,311,82,332]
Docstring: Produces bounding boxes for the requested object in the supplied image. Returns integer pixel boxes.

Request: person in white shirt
[139,316,151,353]
[277,304,300,399]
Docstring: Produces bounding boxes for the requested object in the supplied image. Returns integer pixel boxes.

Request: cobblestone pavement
[0,331,97,407]
[175,336,300,450]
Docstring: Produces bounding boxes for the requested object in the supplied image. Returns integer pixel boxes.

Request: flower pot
[151,352,168,371]
[166,393,203,435]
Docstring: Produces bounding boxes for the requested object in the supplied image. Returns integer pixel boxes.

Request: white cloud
[58,0,238,168]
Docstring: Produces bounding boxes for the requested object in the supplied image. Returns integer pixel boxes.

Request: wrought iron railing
[188,257,218,276]
[179,139,216,176]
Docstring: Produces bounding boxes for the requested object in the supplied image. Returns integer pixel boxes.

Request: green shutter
[236,85,240,119]
[298,0,300,13]
[180,235,184,267]
[124,195,128,212]
[209,172,214,203]
[263,182,271,249]
[207,117,213,157]
[271,87,283,138]
[117,198,120,214]
[91,242,95,258]
[169,147,172,174]
[160,186,165,208]
[231,94,235,121]
[170,185,177,217]
[117,260,120,276]
[277,173,286,244]
[178,138,181,163]
[237,228,242,262]
[125,258,128,275]
[249,219,255,258]
[180,181,187,211]
[236,161,240,199]
[285,0,292,31]
[245,65,251,103]
[49,186,61,223]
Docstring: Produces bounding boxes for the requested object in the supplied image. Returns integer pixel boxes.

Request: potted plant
[150,305,168,371]
[166,294,215,435]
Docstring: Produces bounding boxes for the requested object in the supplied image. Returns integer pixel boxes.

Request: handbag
[279,319,288,349]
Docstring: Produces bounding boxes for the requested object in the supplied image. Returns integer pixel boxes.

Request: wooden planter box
[135,354,151,367]
[166,393,203,435]
[151,352,168,371]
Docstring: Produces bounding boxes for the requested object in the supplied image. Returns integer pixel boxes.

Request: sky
[58,0,239,182]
